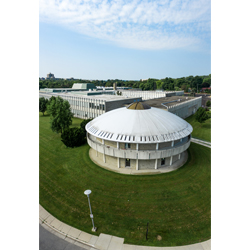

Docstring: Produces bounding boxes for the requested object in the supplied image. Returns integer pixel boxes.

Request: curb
[40,205,211,250]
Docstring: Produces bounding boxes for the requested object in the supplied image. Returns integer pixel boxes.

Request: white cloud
[39,0,211,50]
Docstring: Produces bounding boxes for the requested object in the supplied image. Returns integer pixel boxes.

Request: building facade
[39,92,142,119]
[86,102,193,172]
[119,90,184,100]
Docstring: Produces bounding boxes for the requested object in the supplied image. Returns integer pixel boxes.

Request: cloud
[39,0,211,50]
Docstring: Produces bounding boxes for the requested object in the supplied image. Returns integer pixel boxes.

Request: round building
[86,102,193,172]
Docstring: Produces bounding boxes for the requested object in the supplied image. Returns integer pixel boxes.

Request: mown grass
[39,113,211,246]
[185,113,211,142]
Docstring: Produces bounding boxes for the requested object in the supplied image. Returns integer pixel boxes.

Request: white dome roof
[86,106,193,143]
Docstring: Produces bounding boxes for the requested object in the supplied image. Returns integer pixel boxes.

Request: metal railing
[87,137,191,160]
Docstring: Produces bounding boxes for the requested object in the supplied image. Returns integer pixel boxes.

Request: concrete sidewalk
[191,138,211,148]
[39,205,211,250]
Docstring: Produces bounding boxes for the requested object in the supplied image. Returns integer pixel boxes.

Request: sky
[39,0,211,80]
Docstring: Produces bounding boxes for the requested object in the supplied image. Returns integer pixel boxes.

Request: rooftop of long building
[39,91,142,102]
[143,96,197,109]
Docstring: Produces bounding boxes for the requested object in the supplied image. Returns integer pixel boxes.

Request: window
[161,158,165,166]
[125,159,130,167]
[125,143,130,149]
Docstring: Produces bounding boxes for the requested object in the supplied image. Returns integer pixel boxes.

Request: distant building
[72,83,96,90]
[201,87,211,92]
[144,96,202,119]
[46,73,55,79]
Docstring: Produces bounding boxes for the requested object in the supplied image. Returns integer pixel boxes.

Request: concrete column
[155,159,158,169]
[178,153,181,159]
[136,159,139,170]
[103,145,106,163]
[171,141,174,147]
[136,143,139,150]
[95,142,98,156]
[117,142,119,149]
[117,158,120,168]
[170,156,173,166]
[156,143,159,150]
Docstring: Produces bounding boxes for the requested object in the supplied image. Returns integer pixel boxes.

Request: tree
[39,97,48,116]
[47,96,56,106]
[191,76,203,91]
[202,78,211,88]
[206,100,211,107]
[190,88,196,96]
[195,107,209,125]
[156,80,162,89]
[47,96,74,133]
[80,119,93,137]
[132,82,140,88]
[61,128,85,148]
[105,82,112,87]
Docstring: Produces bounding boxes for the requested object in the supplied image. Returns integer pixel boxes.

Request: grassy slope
[185,114,211,142]
[39,113,211,246]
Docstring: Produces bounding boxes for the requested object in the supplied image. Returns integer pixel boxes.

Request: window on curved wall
[161,158,165,166]
[125,159,130,167]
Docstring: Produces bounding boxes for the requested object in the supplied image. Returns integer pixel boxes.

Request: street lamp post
[84,189,97,232]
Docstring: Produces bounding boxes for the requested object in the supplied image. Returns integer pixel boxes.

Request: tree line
[39,74,211,92]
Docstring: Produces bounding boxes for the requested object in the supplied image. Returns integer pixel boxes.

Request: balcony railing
[87,137,191,160]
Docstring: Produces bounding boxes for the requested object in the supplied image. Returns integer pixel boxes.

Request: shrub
[80,119,93,135]
[206,100,211,107]
[195,107,209,124]
[61,127,85,148]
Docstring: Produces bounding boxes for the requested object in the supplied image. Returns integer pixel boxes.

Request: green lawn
[185,113,211,142]
[39,113,211,246]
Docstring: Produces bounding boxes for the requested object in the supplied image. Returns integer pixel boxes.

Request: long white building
[39,91,142,119]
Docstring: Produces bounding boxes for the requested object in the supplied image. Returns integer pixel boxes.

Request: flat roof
[143,96,196,109]
[42,92,142,102]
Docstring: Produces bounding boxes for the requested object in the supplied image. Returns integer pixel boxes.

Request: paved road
[39,224,90,250]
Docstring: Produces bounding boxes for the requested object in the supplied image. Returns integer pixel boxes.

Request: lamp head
[84,189,92,196]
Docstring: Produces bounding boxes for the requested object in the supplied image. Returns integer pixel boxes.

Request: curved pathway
[40,205,211,250]
[191,138,211,148]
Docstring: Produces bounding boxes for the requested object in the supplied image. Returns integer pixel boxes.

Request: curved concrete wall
[87,135,191,160]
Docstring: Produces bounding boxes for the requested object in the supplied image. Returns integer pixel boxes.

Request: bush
[61,127,85,148]
[195,107,209,124]
[206,100,211,107]
[80,119,92,135]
